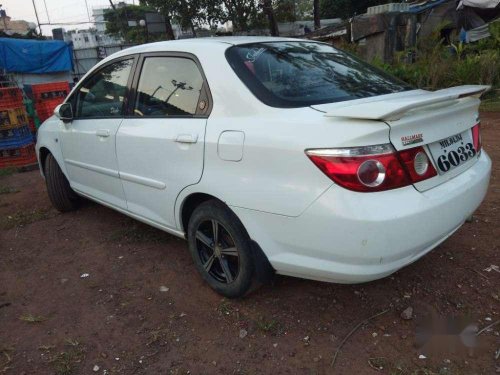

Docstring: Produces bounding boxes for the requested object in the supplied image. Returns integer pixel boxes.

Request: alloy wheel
[195,219,240,283]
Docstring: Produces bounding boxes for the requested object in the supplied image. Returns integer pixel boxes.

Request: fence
[72,44,136,79]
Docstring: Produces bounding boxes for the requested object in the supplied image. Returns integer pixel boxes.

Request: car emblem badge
[401,133,423,146]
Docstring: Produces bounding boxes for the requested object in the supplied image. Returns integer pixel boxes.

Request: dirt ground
[0,113,499,375]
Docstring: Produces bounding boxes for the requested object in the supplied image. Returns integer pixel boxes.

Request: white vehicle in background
[36,37,491,298]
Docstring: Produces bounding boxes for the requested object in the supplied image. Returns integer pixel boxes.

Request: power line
[84,0,91,22]
[31,0,42,35]
[39,21,107,25]
[42,0,50,23]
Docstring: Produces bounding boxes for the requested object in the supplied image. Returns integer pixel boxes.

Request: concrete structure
[0,8,33,35]
[51,5,123,50]
[67,29,99,49]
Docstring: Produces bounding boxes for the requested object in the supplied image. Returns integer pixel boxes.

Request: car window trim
[68,55,139,120]
[125,52,213,119]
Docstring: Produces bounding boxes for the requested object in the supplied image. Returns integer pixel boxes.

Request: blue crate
[0,125,34,150]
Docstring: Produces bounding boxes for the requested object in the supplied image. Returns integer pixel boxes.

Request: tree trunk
[164,16,175,40]
[263,0,279,36]
[313,0,321,30]
[190,20,197,37]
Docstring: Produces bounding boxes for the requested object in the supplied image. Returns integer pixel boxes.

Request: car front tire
[44,153,80,212]
[187,200,257,298]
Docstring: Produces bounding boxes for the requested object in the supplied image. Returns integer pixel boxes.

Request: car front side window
[75,59,133,118]
[134,57,204,117]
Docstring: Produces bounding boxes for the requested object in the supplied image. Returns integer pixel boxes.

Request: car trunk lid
[311,85,489,191]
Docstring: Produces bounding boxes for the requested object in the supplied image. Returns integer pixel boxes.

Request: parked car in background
[36,37,491,298]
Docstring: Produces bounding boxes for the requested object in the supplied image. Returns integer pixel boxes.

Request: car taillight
[472,123,481,154]
[397,146,437,183]
[306,143,437,192]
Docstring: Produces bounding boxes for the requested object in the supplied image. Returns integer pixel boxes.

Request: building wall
[0,16,30,34]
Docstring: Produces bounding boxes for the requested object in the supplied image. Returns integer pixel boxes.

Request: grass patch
[38,345,56,351]
[0,208,54,230]
[255,317,283,336]
[0,346,14,372]
[48,339,85,375]
[480,95,500,112]
[217,300,233,316]
[146,326,168,347]
[19,314,46,323]
[0,186,19,195]
[0,168,15,178]
[108,222,169,243]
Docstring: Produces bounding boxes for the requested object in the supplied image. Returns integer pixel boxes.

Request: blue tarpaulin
[0,38,73,74]
[408,0,450,14]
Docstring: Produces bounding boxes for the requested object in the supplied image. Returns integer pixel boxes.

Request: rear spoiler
[324,85,490,121]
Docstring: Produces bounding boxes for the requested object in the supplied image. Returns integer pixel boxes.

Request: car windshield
[225,41,412,108]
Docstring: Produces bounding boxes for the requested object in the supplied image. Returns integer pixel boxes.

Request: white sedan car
[36,37,491,297]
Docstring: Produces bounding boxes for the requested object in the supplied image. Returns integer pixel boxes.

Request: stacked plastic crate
[24,98,40,134]
[31,82,70,123]
[0,87,36,168]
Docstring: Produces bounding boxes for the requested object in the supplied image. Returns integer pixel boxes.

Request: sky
[2,0,136,35]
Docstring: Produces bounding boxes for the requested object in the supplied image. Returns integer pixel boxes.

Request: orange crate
[36,98,64,122]
[28,118,36,132]
[32,82,70,102]
[0,87,23,108]
[0,144,37,168]
[0,107,29,130]
[36,107,54,122]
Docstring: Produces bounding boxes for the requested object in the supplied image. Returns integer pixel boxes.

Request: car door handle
[175,134,198,144]
[96,129,110,138]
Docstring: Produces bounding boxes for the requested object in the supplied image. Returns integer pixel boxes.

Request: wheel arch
[36,143,69,179]
[180,192,219,234]
[38,146,51,175]
[179,191,275,283]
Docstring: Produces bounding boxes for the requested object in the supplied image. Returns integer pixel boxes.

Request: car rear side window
[134,57,204,117]
[226,42,412,108]
[75,59,133,118]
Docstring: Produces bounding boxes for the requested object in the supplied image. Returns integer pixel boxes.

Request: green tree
[261,0,279,36]
[295,0,313,20]
[139,0,178,39]
[104,4,158,43]
[320,0,388,20]
[313,0,320,29]
[223,0,260,32]
[141,0,225,36]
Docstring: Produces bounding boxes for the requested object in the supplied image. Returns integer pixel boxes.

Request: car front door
[60,57,135,209]
[116,54,210,229]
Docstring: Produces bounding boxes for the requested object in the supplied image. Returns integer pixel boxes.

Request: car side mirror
[55,102,73,122]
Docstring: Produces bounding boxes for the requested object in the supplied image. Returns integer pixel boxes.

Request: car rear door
[59,57,136,209]
[116,53,211,229]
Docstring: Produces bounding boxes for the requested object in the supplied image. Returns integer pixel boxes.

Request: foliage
[140,0,227,35]
[275,0,312,22]
[0,208,54,230]
[223,0,261,31]
[370,31,500,93]
[103,4,157,43]
[0,167,15,177]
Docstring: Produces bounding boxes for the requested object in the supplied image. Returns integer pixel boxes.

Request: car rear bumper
[231,151,492,283]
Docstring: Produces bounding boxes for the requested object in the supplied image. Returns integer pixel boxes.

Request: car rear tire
[187,200,258,298]
[44,153,80,212]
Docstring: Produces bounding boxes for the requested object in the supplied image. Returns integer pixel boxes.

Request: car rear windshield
[225,41,412,108]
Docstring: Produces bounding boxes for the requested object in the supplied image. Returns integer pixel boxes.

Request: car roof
[90,36,322,81]
[132,36,307,49]
[110,36,315,57]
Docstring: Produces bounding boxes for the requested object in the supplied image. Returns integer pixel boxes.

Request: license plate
[428,130,477,174]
